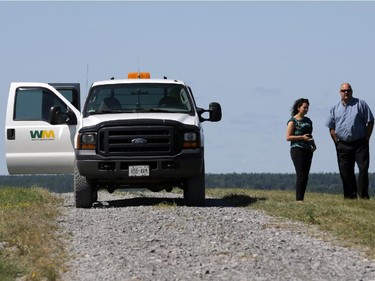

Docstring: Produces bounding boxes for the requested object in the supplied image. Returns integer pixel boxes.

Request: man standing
[326,82,374,199]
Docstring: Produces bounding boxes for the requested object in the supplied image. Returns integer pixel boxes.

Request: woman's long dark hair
[291,98,309,116]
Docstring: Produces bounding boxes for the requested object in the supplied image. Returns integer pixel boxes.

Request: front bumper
[76,148,204,185]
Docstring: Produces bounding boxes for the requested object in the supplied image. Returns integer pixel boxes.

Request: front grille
[98,126,178,156]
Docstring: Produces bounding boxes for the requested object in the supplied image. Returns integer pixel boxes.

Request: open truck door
[5,82,80,174]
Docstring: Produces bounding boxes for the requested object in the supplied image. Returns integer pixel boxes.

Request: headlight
[81,134,96,143]
[183,132,199,148]
[78,133,96,150]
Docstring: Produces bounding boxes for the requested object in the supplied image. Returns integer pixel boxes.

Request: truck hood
[80,113,199,128]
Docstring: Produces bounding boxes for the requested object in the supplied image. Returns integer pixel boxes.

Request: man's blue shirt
[326,97,374,142]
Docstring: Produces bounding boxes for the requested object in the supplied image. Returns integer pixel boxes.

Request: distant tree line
[0,173,374,196]
[205,173,343,194]
[206,173,375,195]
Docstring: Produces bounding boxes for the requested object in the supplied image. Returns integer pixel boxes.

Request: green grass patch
[207,188,375,258]
[0,187,66,281]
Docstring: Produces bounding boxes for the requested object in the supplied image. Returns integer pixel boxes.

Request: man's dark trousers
[336,138,370,199]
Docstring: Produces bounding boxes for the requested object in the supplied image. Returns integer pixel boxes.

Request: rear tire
[74,163,93,208]
[184,167,205,207]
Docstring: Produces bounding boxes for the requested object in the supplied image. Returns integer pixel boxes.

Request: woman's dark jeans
[291,147,313,201]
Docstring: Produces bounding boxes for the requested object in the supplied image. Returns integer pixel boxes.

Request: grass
[1,187,374,281]
[0,187,66,281]
[207,188,375,259]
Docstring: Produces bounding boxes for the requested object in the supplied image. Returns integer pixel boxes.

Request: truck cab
[5,72,222,208]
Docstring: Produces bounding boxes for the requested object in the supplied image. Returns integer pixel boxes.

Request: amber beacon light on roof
[128,72,151,79]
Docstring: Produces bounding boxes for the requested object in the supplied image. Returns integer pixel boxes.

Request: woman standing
[286,98,317,202]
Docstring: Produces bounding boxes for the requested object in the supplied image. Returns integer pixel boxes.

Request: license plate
[129,165,150,177]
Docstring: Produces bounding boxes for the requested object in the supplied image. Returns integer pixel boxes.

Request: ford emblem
[131,138,147,144]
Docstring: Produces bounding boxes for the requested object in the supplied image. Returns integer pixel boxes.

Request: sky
[1,1,375,175]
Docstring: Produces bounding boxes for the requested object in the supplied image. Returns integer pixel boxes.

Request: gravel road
[57,192,375,281]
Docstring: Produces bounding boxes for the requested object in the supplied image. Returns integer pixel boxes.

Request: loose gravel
[57,192,375,281]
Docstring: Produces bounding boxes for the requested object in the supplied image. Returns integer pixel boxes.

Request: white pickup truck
[5,72,222,208]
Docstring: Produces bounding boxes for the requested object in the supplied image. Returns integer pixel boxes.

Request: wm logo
[30,130,55,140]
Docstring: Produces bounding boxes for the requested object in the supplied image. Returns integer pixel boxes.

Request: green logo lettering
[30,130,43,139]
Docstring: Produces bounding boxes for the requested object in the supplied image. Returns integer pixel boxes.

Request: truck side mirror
[209,102,222,122]
[49,106,61,125]
[197,102,222,122]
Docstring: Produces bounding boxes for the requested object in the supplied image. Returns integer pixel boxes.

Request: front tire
[74,163,93,208]
[184,167,205,207]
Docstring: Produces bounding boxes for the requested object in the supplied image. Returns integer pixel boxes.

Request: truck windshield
[83,83,193,117]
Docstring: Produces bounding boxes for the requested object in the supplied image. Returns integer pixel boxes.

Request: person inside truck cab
[99,92,122,111]
[158,88,184,108]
